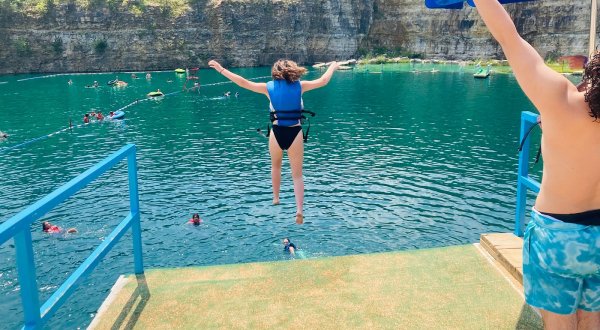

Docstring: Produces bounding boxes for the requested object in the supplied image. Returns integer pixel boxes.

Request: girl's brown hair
[271,60,307,83]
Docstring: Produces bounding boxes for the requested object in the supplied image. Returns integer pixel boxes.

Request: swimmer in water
[188,213,202,226]
[68,79,73,85]
[0,131,8,139]
[42,221,77,234]
[283,237,296,256]
[83,113,90,124]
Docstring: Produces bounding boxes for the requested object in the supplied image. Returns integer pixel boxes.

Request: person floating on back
[188,213,202,226]
[208,59,339,224]
[473,0,600,327]
[42,221,77,234]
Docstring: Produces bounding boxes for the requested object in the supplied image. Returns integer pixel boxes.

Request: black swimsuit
[539,209,600,226]
[272,125,302,150]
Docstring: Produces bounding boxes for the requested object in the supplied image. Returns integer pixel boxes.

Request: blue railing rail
[515,111,541,237]
[0,144,144,329]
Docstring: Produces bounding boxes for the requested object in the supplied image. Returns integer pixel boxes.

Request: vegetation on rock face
[358,47,424,62]
[0,0,193,18]
[94,39,107,54]
[51,37,63,54]
[355,54,579,75]
[13,38,32,56]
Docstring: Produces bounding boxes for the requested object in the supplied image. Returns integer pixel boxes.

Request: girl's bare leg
[269,132,283,205]
[286,131,304,224]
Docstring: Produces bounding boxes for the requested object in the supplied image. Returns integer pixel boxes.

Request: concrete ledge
[480,233,524,284]
[88,275,130,330]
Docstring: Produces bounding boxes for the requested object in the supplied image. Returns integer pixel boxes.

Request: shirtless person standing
[473,1,600,329]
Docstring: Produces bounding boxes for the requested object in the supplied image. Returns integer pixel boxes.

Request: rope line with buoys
[14,70,172,83]
[0,75,271,155]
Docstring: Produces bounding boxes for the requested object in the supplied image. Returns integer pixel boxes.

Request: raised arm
[301,61,340,93]
[208,60,267,95]
[473,0,576,114]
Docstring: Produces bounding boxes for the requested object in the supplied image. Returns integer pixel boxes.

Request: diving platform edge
[479,233,524,285]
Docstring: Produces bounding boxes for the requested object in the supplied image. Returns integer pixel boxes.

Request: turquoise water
[0,64,550,328]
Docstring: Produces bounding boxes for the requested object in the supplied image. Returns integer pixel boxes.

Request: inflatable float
[473,68,490,79]
[108,80,127,87]
[110,111,125,120]
[147,91,164,97]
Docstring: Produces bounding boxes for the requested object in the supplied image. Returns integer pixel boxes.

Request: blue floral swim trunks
[523,209,600,314]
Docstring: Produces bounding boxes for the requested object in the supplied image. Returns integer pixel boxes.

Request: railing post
[515,112,537,237]
[127,145,144,274]
[14,229,41,329]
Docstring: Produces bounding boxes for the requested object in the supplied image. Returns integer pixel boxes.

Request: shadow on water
[109,274,150,330]
[515,303,543,330]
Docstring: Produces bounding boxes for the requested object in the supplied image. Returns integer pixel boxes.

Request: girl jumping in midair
[208,59,339,224]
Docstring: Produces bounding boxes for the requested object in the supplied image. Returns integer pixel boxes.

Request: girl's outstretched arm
[473,0,576,115]
[208,60,268,95]
[301,61,340,93]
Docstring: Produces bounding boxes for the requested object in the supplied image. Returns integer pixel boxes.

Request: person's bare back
[536,87,600,214]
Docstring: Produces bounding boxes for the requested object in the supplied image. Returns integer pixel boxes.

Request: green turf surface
[91,245,542,329]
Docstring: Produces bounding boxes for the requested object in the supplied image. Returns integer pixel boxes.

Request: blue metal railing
[0,144,143,329]
[515,111,541,236]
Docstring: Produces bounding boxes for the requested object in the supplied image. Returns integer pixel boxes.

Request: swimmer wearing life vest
[208,59,339,224]
[42,221,77,234]
[188,213,202,226]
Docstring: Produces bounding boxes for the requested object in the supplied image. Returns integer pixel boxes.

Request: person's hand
[329,61,340,71]
[208,60,224,73]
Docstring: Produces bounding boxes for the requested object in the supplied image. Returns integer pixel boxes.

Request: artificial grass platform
[90,244,541,329]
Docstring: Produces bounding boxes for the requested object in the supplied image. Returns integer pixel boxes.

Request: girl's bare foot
[272,198,280,205]
[295,213,304,224]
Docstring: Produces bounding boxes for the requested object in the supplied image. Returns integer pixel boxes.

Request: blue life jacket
[267,80,303,127]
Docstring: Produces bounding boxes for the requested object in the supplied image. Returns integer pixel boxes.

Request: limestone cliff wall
[0,0,595,74]
[365,1,591,60]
